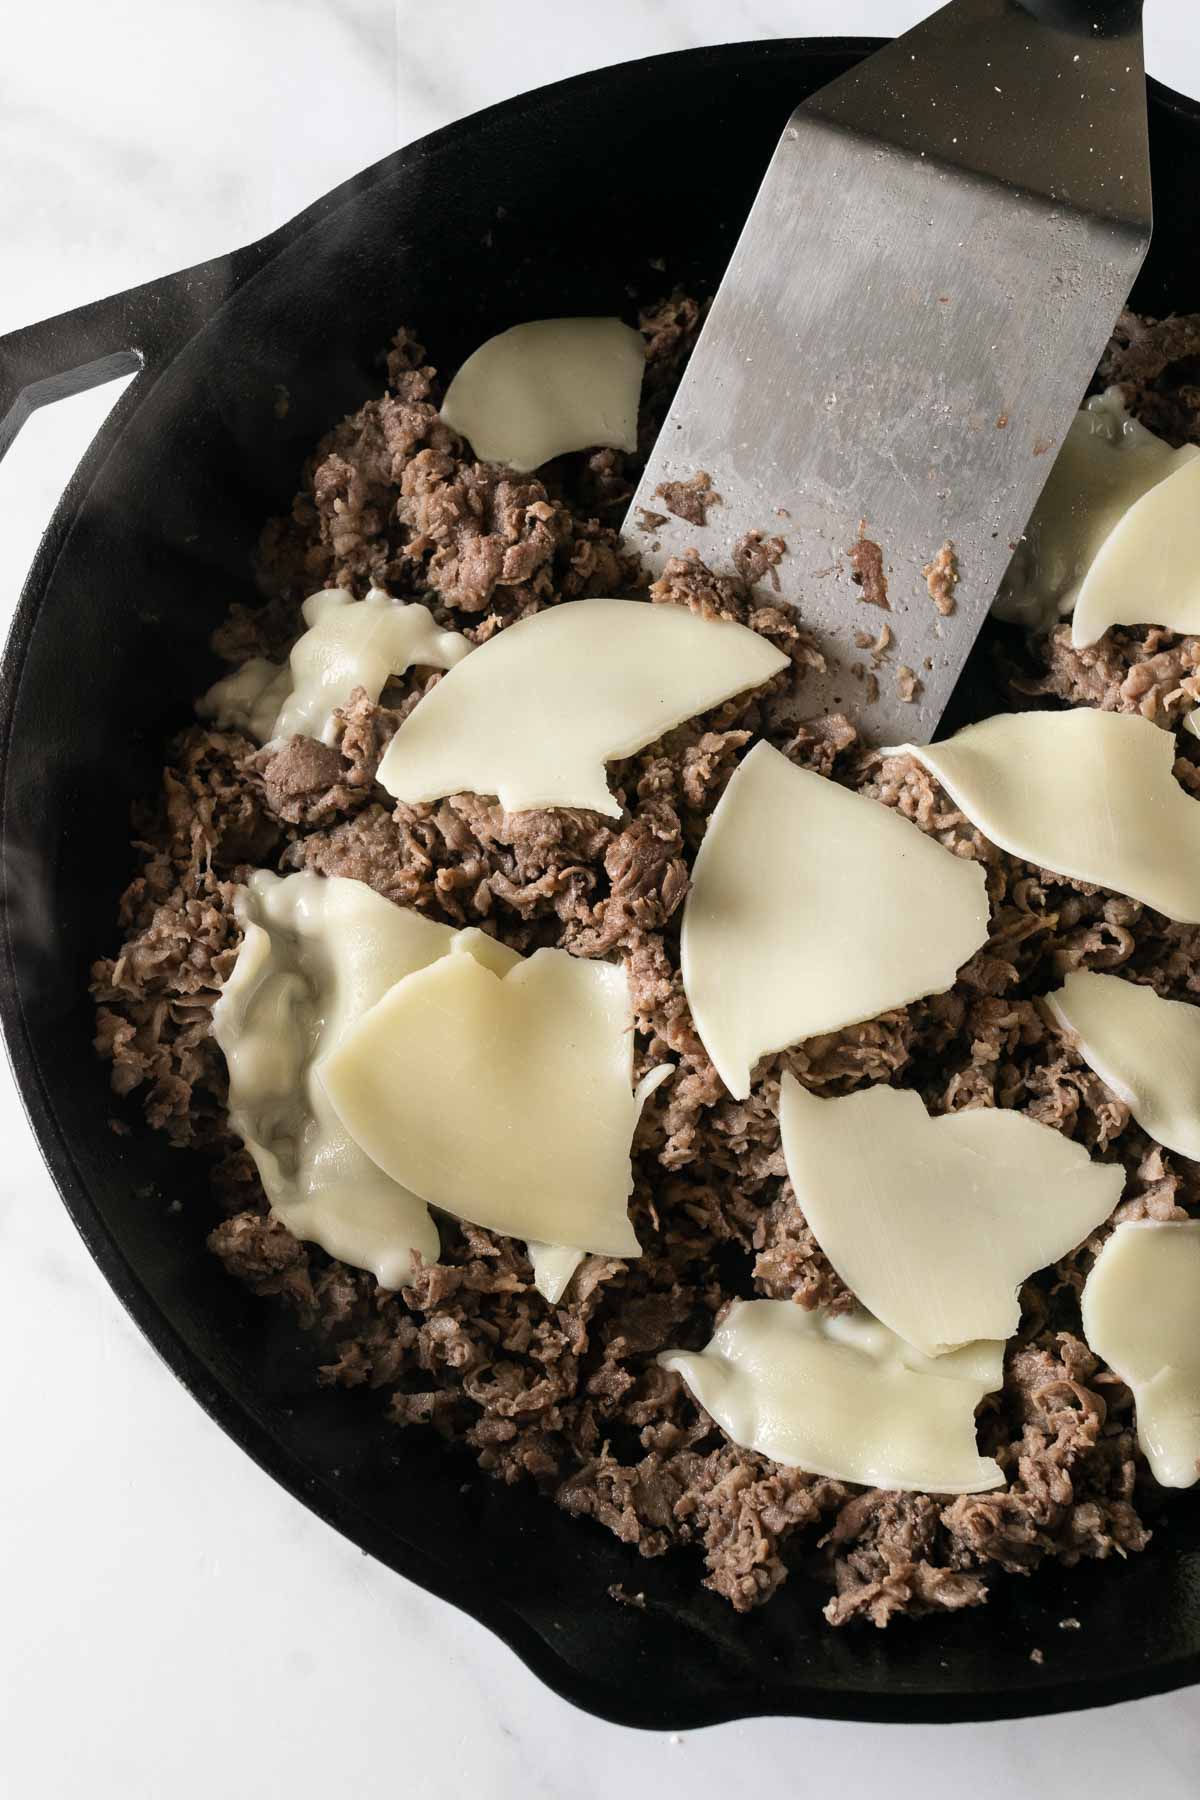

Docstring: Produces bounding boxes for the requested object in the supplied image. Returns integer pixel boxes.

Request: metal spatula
[628,0,1150,745]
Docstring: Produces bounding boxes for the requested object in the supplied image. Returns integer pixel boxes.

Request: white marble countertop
[3,4,1200,1794]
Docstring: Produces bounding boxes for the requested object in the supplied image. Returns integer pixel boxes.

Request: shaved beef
[92,308,1200,1630]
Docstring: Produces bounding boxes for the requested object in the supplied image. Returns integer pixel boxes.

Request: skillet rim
[2,36,1199,1729]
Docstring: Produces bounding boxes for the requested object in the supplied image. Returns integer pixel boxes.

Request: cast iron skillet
[2,38,1199,1729]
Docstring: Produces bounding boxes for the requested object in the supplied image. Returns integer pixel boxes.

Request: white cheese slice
[211,870,465,1288]
[375,598,789,818]
[1082,1220,1200,1487]
[993,389,1199,632]
[319,938,656,1257]
[779,1075,1124,1358]
[200,588,471,747]
[1071,457,1200,648]
[679,740,990,1100]
[660,1299,1004,1494]
[1046,971,1200,1163]
[439,317,645,472]
[895,709,1200,923]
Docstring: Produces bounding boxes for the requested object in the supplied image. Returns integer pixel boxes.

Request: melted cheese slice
[199,656,291,743]
[200,588,470,746]
[896,710,1200,923]
[1047,971,1200,1163]
[320,939,655,1257]
[211,870,454,1288]
[660,1299,1004,1493]
[680,740,990,1100]
[1082,1221,1200,1487]
[994,390,1200,632]
[780,1075,1124,1358]
[376,599,788,818]
[1072,458,1200,649]
[439,317,645,471]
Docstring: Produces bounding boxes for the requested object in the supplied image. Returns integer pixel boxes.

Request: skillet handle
[0,251,248,464]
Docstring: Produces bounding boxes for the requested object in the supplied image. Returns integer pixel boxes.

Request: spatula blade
[628,0,1150,745]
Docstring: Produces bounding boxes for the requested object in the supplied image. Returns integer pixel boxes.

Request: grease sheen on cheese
[1047,971,1200,1164]
[376,598,789,818]
[659,1300,1005,1494]
[1082,1221,1200,1487]
[895,710,1200,923]
[439,317,645,471]
[320,937,665,1257]
[211,871,452,1288]
[993,390,1199,633]
[680,740,990,1100]
[779,1076,1124,1358]
[200,588,470,746]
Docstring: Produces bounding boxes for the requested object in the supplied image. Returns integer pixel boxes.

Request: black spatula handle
[1017,0,1143,34]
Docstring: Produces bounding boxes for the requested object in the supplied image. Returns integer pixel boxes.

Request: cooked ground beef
[923,542,958,617]
[654,469,722,526]
[91,303,1200,1628]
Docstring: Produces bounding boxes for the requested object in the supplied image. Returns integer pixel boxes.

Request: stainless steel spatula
[628,0,1150,744]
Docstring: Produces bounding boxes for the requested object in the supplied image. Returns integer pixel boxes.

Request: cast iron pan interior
[1,39,1199,1728]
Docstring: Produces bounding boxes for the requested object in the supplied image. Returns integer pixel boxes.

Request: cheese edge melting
[199,588,470,748]
[211,871,451,1289]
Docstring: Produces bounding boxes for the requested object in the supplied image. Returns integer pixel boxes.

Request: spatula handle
[1017,0,1142,32]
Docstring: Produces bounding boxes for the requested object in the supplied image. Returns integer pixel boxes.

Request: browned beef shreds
[654,469,722,527]
[92,310,1200,1628]
[847,533,890,609]
[923,542,958,617]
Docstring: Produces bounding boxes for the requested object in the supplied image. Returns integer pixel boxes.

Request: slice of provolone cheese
[212,870,457,1288]
[895,710,1200,923]
[1072,458,1200,649]
[994,390,1200,632]
[779,1076,1124,1358]
[1082,1220,1200,1487]
[439,317,645,471]
[376,599,789,818]
[1047,971,1200,1163]
[200,588,471,747]
[320,938,657,1257]
[659,1299,1004,1494]
[680,740,990,1099]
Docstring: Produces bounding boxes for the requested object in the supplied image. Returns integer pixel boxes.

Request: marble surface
[2,3,1200,1794]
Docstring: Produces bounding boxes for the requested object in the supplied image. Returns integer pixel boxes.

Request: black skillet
[2,38,1199,1729]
